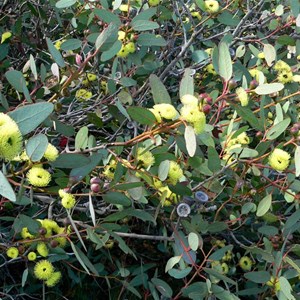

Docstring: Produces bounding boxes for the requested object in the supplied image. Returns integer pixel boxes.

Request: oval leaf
[218,42,232,81]
[26,134,48,162]
[266,118,290,140]
[165,256,182,273]
[188,232,199,251]
[8,102,54,135]
[149,74,171,104]
[127,107,156,126]
[244,271,270,284]
[185,126,196,157]
[256,194,272,217]
[103,192,132,206]
[0,171,16,202]
[254,83,284,95]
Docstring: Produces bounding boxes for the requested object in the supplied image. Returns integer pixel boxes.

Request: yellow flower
[191,11,202,20]
[45,271,62,287]
[180,94,198,106]
[37,242,49,257]
[268,148,290,172]
[204,0,219,13]
[28,252,37,261]
[192,114,206,134]
[87,73,97,81]
[257,52,265,59]
[118,30,126,41]
[159,186,178,206]
[137,147,155,168]
[75,89,92,101]
[206,63,217,75]
[274,60,291,72]
[1,31,12,43]
[277,70,293,84]
[239,256,252,271]
[44,143,59,162]
[205,48,213,55]
[180,104,202,123]
[54,40,65,50]
[117,44,129,58]
[26,167,51,187]
[149,108,162,123]
[236,87,248,106]
[125,42,136,54]
[34,260,54,280]
[153,104,177,120]
[236,132,250,145]
[266,276,281,292]
[221,262,229,274]
[249,69,260,81]
[103,159,117,180]
[168,161,183,185]
[61,193,76,209]
[21,227,35,239]
[6,247,19,259]
[0,121,22,161]
[53,227,67,248]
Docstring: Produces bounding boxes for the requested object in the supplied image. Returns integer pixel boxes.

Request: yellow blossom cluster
[179,94,206,134]
[268,148,290,172]
[34,260,62,287]
[0,113,22,161]
[136,147,155,168]
[75,88,93,101]
[273,60,299,84]
[59,189,76,209]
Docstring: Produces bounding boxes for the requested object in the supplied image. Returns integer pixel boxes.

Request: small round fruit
[249,79,259,89]
[91,183,100,193]
[202,104,211,114]
[50,240,59,248]
[90,177,101,184]
[39,227,47,236]
[194,191,209,203]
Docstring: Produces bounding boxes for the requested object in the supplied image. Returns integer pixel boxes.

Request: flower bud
[202,104,211,114]
[90,177,101,184]
[91,183,100,193]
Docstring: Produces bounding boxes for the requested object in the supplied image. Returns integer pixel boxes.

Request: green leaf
[284,256,300,274]
[149,74,171,104]
[256,194,272,217]
[209,245,233,261]
[113,182,144,190]
[277,35,296,46]
[131,20,159,31]
[22,269,28,287]
[9,102,54,135]
[94,8,121,25]
[101,40,122,61]
[120,77,137,87]
[295,146,300,177]
[266,118,291,140]
[132,7,157,22]
[5,70,31,102]
[60,39,82,51]
[158,160,170,181]
[254,83,284,95]
[168,267,192,279]
[110,233,137,258]
[56,0,76,8]
[70,241,98,275]
[26,134,48,162]
[103,192,132,206]
[279,276,294,299]
[29,54,38,80]
[208,146,221,172]
[151,278,173,298]
[95,23,118,50]
[13,214,40,233]
[75,126,89,150]
[204,268,237,285]
[165,256,182,272]
[0,171,16,202]
[70,151,106,179]
[185,126,196,157]
[51,154,90,168]
[218,42,232,81]
[188,232,199,251]
[244,271,270,284]
[46,38,65,67]
[231,104,264,131]
[127,107,156,125]
[263,44,276,67]
[179,68,194,99]
[217,11,240,26]
[137,33,167,46]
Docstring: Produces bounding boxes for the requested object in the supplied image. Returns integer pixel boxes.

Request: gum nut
[90,177,101,184]
[195,191,209,203]
[91,183,100,193]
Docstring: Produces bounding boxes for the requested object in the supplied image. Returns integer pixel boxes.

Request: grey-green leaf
[149,74,171,104]
[0,171,16,202]
[56,0,76,8]
[254,83,284,95]
[46,38,65,67]
[266,118,290,140]
[26,134,48,162]
[9,102,54,135]
[256,194,272,217]
[218,42,232,81]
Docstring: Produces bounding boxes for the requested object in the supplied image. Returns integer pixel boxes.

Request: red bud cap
[249,80,259,89]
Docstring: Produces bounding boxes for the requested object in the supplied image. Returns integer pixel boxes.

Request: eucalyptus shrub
[1,0,300,299]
